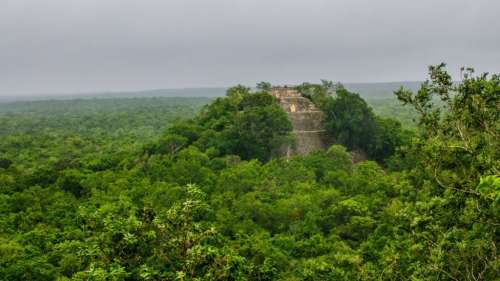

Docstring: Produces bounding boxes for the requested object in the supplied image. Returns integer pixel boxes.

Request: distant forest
[0,81,422,103]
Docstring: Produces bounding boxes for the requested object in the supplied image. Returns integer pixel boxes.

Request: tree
[321,85,377,152]
[395,63,499,194]
[369,117,408,162]
[296,80,335,105]
[227,104,293,162]
[257,81,272,92]
[73,185,250,280]
[390,63,500,280]
[56,169,88,198]
[164,87,293,162]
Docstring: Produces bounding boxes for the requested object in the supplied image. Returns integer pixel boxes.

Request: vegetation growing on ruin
[0,65,499,280]
[297,81,413,162]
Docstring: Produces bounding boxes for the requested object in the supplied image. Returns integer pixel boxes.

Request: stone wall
[270,86,332,156]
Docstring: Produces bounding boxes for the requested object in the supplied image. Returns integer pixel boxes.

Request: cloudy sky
[1,0,500,95]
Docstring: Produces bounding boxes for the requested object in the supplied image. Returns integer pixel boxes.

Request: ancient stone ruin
[270,86,332,156]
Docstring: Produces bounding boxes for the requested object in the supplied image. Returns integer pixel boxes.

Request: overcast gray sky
[1,0,500,95]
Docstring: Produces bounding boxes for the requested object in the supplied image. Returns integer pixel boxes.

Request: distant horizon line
[0,80,424,98]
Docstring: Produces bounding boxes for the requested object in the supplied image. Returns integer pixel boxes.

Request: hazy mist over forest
[2,0,500,96]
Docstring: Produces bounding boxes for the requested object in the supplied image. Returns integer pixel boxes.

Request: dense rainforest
[0,65,499,280]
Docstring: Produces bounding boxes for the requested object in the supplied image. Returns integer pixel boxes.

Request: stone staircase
[270,87,331,155]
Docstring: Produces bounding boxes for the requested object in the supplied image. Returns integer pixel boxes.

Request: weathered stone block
[270,86,333,156]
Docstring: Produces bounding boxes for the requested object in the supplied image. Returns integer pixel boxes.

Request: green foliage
[477,175,500,203]
[256,81,272,92]
[0,67,498,280]
[166,86,294,162]
[296,80,335,106]
[369,116,410,162]
[367,98,418,129]
[390,63,500,280]
[321,85,377,151]
[300,82,410,162]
